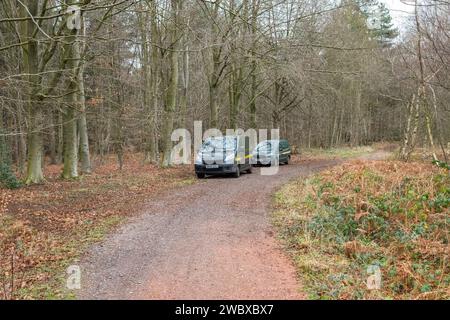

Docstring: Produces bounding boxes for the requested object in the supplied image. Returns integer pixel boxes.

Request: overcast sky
[380,0,415,31]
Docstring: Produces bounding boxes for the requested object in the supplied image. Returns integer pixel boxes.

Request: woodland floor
[0,154,195,299]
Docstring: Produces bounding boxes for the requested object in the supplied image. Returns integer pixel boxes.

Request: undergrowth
[273,160,449,300]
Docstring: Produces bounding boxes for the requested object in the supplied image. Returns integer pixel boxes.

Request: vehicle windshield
[257,142,272,153]
[201,136,237,152]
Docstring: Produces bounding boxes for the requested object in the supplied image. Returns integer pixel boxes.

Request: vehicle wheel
[196,173,206,179]
[285,156,290,165]
[233,167,240,178]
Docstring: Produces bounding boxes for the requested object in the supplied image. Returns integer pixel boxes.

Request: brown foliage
[0,154,194,299]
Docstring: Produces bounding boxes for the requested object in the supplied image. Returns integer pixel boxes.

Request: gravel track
[77,157,362,300]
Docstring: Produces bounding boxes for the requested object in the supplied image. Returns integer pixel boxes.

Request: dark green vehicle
[195,136,253,179]
[252,139,291,166]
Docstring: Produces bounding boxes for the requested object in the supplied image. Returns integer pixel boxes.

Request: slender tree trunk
[62,9,80,179]
[249,0,259,129]
[49,113,57,165]
[228,76,237,129]
[179,2,189,129]
[0,106,7,163]
[228,65,242,129]
[352,80,362,146]
[406,95,420,161]
[249,68,257,129]
[209,84,218,128]
[425,112,438,161]
[413,0,437,162]
[77,20,91,174]
[115,105,125,171]
[62,99,78,179]
[78,65,91,173]
[400,99,414,160]
[139,5,156,164]
[429,85,448,162]
[17,107,27,174]
[338,101,345,145]
[150,0,159,162]
[161,0,179,167]
[57,111,63,164]
[208,2,221,129]
[331,99,338,147]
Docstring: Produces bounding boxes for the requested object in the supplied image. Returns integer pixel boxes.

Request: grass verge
[273,160,449,299]
[300,146,374,160]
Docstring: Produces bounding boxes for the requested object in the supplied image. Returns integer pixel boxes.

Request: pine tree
[358,0,398,46]
[371,3,398,46]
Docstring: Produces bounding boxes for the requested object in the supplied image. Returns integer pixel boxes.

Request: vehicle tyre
[285,156,290,165]
[233,167,240,178]
[196,173,206,179]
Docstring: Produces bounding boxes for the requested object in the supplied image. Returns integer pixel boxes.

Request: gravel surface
[77,158,351,300]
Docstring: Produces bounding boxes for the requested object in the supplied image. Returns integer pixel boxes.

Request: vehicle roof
[204,135,237,140]
[257,139,288,144]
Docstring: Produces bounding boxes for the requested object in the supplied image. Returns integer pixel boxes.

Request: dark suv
[252,139,291,166]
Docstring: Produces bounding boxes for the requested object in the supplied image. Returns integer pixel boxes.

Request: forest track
[78,152,387,300]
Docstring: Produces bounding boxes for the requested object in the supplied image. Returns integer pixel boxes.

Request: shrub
[0,130,21,189]
[0,162,21,189]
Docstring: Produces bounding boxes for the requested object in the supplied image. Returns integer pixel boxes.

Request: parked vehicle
[195,136,253,179]
[252,139,291,166]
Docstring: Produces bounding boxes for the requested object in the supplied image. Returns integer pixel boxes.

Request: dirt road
[77,158,346,300]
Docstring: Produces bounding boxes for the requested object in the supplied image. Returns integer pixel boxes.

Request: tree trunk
[208,2,221,129]
[228,65,242,129]
[409,0,438,162]
[22,0,44,184]
[17,107,27,174]
[400,98,414,160]
[57,111,64,164]
[139,5,156,164]
[179,2,189,129]
[209,84,218,128]
[49,112,57,165]
[249,0,258,129]
[62,101,78,179]
[406,95,420,161]
[62,8,80,179]
[77,22,92,174]
[78,67,91,174]
[25,118,44,184]
[161,0,179,167]
[249,68,257,129]
[149,0,160,163]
